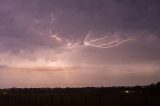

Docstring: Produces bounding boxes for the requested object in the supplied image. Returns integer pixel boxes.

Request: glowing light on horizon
[7,58,71,70]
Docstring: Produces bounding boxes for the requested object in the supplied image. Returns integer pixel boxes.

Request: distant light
[125,90,129,93]
[3,92,7,95]
[124,90,135,94]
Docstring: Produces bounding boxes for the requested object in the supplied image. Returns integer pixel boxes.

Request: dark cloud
[0,0,160,52]
[0,0,160,62]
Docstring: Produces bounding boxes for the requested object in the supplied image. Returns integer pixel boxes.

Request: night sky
[0,0,160,88]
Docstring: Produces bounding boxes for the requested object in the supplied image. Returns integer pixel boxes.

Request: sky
[0,0,160,88]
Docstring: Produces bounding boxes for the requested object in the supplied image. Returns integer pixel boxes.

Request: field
[0,89,160,106]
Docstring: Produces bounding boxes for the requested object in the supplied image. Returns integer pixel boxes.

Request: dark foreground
[0,83,160,106]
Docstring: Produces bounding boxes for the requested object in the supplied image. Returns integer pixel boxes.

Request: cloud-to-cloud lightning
[48,15,134,49]
[49,30,62,41]
[49,29,134,49]
[83,32,134,48]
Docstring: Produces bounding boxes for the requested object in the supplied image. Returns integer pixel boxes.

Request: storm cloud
[0,0,160,88]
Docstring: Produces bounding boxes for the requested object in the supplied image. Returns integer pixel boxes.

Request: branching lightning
[83,32,134,48]
[49,30,61,41]
[47,13,135,49]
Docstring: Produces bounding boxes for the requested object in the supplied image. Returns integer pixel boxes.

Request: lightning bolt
[85,34,108,43]
[47,13,134,49]
[49,30,61,41]
[83,32,134,48]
